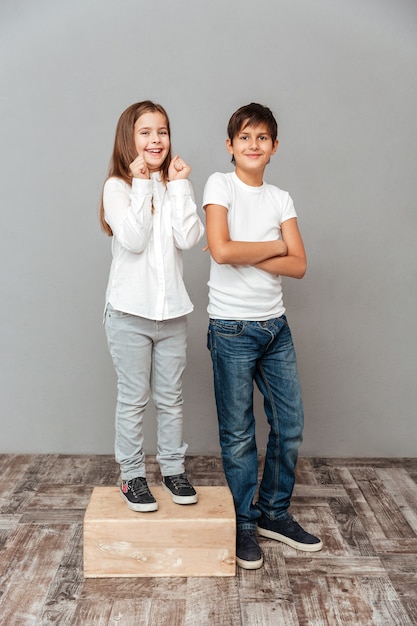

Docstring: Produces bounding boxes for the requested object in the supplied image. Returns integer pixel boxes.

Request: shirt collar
[151,171,162,183]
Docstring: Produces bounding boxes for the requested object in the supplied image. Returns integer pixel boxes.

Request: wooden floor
[0,455,416,625]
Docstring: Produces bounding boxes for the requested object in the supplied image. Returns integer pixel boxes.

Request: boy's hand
[277,240,288,256]
[168,155,191,181]
[129,153,150,179]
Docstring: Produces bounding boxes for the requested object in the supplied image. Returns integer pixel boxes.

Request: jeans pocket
[210,319,246,338]
[106,303,130,319]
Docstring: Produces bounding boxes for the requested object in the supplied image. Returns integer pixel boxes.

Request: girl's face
[134,111,170,173]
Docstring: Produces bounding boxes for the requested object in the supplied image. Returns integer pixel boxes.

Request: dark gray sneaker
[236,529,263,570]
[120,477,158,512]
[162,473,198,504]
[257,514,322,551]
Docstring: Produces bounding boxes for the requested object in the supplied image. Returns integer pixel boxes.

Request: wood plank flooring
[0,454,416,625]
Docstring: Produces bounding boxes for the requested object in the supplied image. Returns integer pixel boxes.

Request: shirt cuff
[131,178,153,192]
[167,179,191,195]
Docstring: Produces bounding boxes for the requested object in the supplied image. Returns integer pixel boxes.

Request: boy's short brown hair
[227,103,278,144]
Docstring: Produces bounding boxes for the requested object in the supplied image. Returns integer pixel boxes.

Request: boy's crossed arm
[255,217,306,279]
[205,205,306,279]
[205,204,287,265]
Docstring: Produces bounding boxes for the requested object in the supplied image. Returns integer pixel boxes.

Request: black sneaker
[257,514,322,552]
[120,477,158,512]
[236,530,263,570]
[162,473,198,504]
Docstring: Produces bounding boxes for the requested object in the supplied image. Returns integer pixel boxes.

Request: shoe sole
[161,482,198,505]
[119,490,158,512]
[257,527,323,552]
[236,555,264,570]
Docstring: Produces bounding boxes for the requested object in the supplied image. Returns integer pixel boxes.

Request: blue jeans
[105,304,188,480]
[207,316,304,531]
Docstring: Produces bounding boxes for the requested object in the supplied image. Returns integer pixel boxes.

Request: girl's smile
[134,111,170,173]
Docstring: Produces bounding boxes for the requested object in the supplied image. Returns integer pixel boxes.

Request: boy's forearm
[255,255,307,279]
[210,239,286,266]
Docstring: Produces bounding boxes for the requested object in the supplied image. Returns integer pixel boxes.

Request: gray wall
[1,0,416,457]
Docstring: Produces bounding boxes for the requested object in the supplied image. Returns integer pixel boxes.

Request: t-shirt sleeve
[202,172,231,211]
[281,191,298,223]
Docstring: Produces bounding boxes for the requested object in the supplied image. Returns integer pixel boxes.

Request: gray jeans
[105,304,188,480]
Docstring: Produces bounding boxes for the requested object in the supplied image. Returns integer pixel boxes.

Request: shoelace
[130,477,150,497]
[169,473,190,490]
[239,529,256,540]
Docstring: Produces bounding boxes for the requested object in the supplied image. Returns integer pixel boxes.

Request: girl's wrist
[132,177,152,189]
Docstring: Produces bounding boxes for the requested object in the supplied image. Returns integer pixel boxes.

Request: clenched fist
[168,155,191,181]
[129,153,150,179]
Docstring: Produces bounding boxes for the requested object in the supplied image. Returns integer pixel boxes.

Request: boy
[203,103,322,569]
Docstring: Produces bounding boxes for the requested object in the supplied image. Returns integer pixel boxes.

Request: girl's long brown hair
[100,101,172,235]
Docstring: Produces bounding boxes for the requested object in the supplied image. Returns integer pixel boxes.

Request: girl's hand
[129,153,150,179]
[168,155,191,181]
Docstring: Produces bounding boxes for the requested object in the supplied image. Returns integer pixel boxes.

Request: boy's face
[226,122,278,177]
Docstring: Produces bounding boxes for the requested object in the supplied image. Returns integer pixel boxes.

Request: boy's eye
[259,135,267,141]
[240,135,249,140]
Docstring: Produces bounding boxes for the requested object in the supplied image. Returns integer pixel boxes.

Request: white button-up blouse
[103,173,204,321]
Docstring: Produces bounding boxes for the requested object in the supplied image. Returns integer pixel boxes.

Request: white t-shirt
[203,171,297,321]
[104,173,204,321]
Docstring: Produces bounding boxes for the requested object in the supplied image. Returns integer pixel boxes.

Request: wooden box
[83,485,236,577]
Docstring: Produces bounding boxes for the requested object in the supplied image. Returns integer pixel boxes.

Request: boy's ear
[272,139,279,154]
[226,138,234,156]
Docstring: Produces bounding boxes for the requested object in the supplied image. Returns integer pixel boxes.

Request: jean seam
[257,361,280,510]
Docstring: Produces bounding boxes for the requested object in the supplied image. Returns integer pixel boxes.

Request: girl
[100,101,204,512]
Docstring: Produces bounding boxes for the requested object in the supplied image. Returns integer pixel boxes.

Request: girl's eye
[140,131,149,135]
[159,130,168,135]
